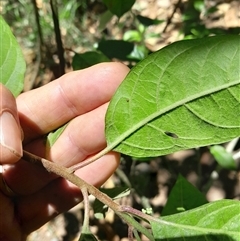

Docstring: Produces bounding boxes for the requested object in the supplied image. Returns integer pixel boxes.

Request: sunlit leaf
[151,199,240,240]
[210,145,237,170]
[105,35,240,157]
[0,16,25,96]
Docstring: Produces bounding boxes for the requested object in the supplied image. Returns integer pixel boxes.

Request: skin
[0,63,129,241]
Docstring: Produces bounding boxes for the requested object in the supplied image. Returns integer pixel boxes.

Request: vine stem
[22,150,155,240]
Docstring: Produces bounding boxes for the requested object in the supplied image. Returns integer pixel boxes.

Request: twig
[50,0,65,76]
[162,0,181,33]
[22,150,155,240]
[128,226,134,241]
[31,0,44,46]
[81,187,91,233]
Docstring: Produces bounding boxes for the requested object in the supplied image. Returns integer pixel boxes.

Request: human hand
[0,63,129,241]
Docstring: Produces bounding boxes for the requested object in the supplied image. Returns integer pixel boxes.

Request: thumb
[0,84,23,164]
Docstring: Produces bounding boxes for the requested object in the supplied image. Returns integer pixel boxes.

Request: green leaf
[47,123,68,147]
[72,51,110,70]
[161,174,208,216]
[123,30,142,42]
[151,199,240,240]
[136,15,164,27]
[127,45,148,61]
[105,35,240,158]
[97,40,134,60]
[0,16,25,96]
[102,0,135,18]
[98,10,114,31]
[78,232,98,241]
[210,145,237,170]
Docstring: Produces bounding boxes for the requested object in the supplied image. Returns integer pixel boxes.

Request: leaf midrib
[108,79,240,150]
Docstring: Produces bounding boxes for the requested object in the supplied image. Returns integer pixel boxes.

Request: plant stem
[22,150,119,211]
[116,211,155,241]
[81,187,91,233]
[50,0,65,76]
[128,226,134,241]
[133,229,142,241]
[22,150,155,240]
[69,145,113,172]
[31,0,44,46]
[120,205,160,223]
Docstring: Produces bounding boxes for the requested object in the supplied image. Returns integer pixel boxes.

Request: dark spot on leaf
[164,131,178,139]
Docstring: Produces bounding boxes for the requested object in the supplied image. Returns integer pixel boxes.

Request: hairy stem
[120,205,160,223]
[116,212,155,241]
[22,150,155,240]
[22,150,119,211]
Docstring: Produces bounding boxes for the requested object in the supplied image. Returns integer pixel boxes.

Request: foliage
[102,0,136,18]
[1,1,240,240]
[105,35,239,157]
[210,145,237,170]
[0,16,25,96]
[151,199,240,240]
[161,175,208,216]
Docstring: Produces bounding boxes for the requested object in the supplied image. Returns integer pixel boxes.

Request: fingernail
[0,112,22,157]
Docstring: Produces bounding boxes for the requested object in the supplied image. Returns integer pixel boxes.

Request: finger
[16,152,119,235]
[2,103,109,195]
[17,63,129,143]
[47,103,109,166]
[0,191,21,241]
[0,84,22,164]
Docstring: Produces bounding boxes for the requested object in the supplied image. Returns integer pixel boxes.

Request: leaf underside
[151,199,240,240]
[105,35,240,157]
[0,16,25,96]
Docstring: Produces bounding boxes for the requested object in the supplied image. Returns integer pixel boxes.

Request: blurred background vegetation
[2,0,239,90]
[1,0,239,240]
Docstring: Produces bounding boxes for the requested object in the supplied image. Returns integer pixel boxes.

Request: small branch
[162,0,181,33]
[22,150,155,240]
[50,0,65,76]
[120,205,160,223]
[128,226,134,241]
[81,187,91,233]
[117,212,155,241]
[31,0,44,46]
[22,150,119,210]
